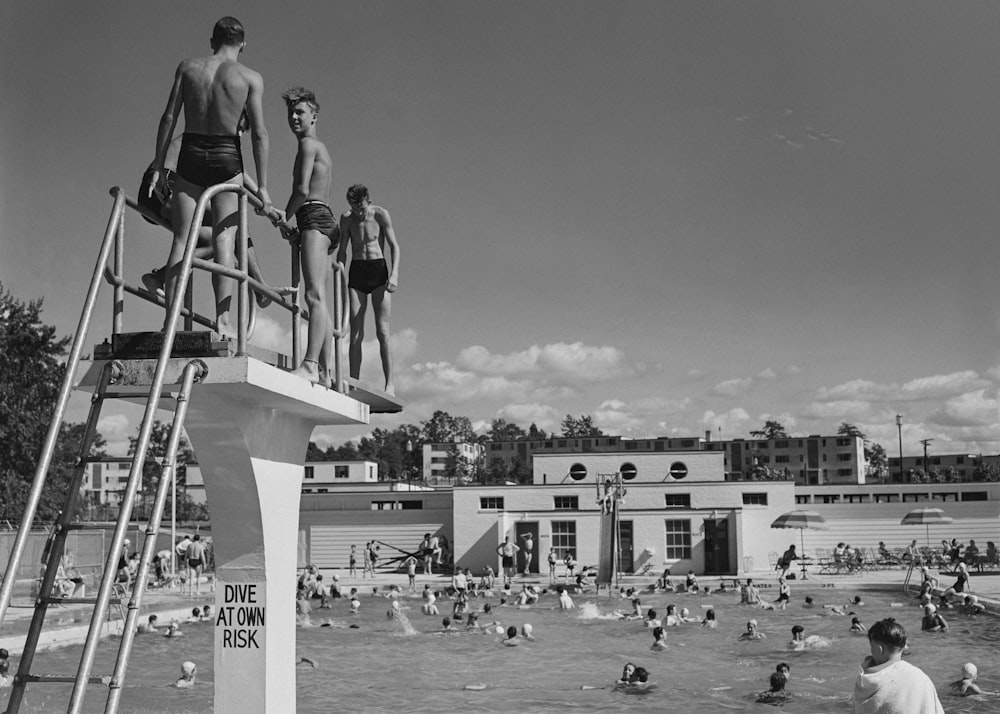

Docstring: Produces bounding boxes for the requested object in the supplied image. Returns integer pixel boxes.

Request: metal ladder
[0,188,212,714]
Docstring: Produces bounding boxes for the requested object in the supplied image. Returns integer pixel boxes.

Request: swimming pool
[7,583,999,712]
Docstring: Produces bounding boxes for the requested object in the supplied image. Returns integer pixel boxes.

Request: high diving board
[345,376,405,414]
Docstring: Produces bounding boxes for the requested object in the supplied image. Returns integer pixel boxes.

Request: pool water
[6,584,999,713]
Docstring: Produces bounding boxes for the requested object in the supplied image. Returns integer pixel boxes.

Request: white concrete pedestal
[78,356,369,713]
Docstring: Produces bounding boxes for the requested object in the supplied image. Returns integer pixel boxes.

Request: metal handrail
[105,184,348,383]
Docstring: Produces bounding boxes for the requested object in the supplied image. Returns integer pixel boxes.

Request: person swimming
[618,662,650,685]
[174,661,196,688]
[163,622,184,638]
[650,626,668,650]
[502,625,521,646]
[850,617,867,633]
[739,619,765,641]
[520,623,535,641]
[701,608,718,628]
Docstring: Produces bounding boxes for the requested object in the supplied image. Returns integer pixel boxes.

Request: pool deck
[3,567,997,656]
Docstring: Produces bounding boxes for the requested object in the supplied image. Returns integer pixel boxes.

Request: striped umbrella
[770,511,828,578]
[900,507,953,547]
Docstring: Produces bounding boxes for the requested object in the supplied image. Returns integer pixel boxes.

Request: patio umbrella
[900,507,953,547]
[770,510,828,578]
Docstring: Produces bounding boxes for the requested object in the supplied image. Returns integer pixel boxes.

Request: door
[703,518,730,574]
[617,520,634,573]
[514,521,539,575]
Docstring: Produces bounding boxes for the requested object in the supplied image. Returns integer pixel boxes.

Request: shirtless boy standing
[272,86,336,384]
[336,184,400,394]
[151,16,271,337]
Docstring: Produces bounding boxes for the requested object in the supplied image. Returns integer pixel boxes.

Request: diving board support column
[75,355,369,714]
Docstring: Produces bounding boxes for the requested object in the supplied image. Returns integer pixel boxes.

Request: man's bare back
[176,57,256,136]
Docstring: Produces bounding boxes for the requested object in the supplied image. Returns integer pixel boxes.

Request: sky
[2,2,999,458]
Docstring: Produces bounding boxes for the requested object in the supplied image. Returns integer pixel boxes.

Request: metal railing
[105,183,348,388]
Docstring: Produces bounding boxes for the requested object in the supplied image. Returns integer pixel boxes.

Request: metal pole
[896,414,903,483]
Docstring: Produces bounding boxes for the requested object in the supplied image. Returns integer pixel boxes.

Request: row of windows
[479,492,769,511]
[795,491,988,505]
[486,520,695,561]
[304,465,350,479]
[746,453,855,465]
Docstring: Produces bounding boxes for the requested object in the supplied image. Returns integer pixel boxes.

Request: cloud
[701,408,751,436]
[816,371,989,403]
[799,400,873,421]
[710,377,754,397]
[455,342,629,382]
[495,403,561,432]
[97,413,132,453]
[593,396,693,435]
[926,390,1000,428]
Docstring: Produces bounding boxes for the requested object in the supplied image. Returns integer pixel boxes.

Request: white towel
[853,660,944,714]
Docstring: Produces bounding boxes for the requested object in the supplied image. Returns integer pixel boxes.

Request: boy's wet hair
[212,17,245,47]
[282,86,320,113]
[867,618,907,650]
[506,625,518,638]
[776,662,789,673]
[791,625,804,634]
[770,672,787,691]
[347,184,370,203]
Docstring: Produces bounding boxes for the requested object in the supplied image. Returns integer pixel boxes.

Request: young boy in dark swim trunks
[271,86,336,385]
[336,184,400,394]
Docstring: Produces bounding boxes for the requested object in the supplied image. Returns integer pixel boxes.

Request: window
[557,440,567,447]
[664,520,692,559]
[874,493,899,503]
[668,462,688,480]
[664,493,691,508]
[795,495,811,504]
[775,455,790,463]
[551,521,577,558]
[956,456,966,465]
[837,453,852,462]
[371,501,399,510]
[836,438,851,446]
[480,496,504,510]
[680,439,694,448]
[620,462,638,480]
[400,500,423,509]
[554,495,579,510]
[774,440,789,449]
[837,468,853,477]
[568,463,588,481]
[334,465,349,478]
[316,488,328,493]
[961,491,988,502]
[821,495,840,504]
[742,492,768,505]
[625,441,637,450]
[304,466,314,479]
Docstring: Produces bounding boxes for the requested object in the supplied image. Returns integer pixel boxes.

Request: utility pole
[920,438,933,481]
[895,415,904,483]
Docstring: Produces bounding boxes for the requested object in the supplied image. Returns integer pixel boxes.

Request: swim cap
[749,619,758,627]
[521,623,533,637]
[924,604,936,614]
[963,663,977,679]
[494,625,504,634]
[680,608,690,618]
[181,661,196,675]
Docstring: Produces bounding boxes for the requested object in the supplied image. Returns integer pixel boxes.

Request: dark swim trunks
[349,258,389,294]
[176,133,243,189]
[295,201,338,254]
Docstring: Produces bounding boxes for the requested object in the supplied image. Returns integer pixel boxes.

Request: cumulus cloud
[591,396,693,435]
[799,400,873,421]
[97,413,132,453]
[455,342,629,382]
[495,403,561,432]
[816,371,989,403]
[701,408,751,436]
[710,377,754,397]
[926,389,1000,428]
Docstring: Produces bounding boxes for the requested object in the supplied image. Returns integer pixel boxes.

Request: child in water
[174,661,196,688]
[850,617,867,633]
[853,618,944,713]
[618,663,650,685]
[701,609,718,628]
[650,626,668,650]
[921,603,948,632]
[739,619,765,641]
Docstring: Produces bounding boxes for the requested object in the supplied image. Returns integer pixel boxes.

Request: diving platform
[75,332,372,714]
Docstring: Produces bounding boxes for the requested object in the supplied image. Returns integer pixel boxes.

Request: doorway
[703,518,730,574]
[514,521,539,575]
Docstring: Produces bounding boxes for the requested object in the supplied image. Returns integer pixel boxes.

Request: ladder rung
[47,596,122,606]
[101,391,176,401]
[20,674,111,685]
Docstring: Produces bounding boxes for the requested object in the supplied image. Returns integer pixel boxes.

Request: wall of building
[532,452,726,485]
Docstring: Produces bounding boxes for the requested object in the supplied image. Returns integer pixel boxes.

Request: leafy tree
[420,410,474,444]
[487,418,526,442]
[129,421,195,521]
[443,443,470,483]
[508,457,530,484]
[306,441,329,461]
[484,457,510,485]
[526,423,549,441]
[560,414,603,438]
[866,442,889,482]
[0,284,97,523]
[750,420,788,440]
[972,458,1000,482]
[836,423,867,439]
